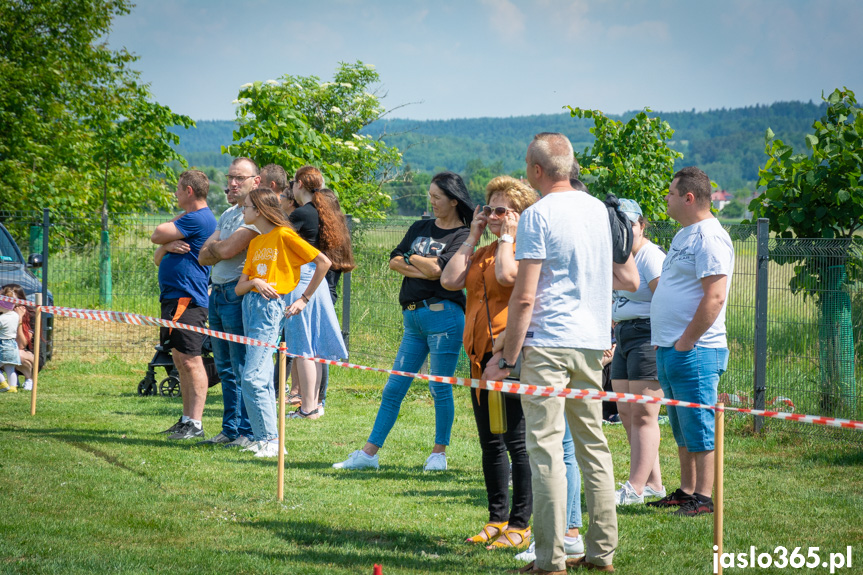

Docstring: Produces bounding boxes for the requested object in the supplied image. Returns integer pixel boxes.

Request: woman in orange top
[441,176,538,550]
[235,187,331,459]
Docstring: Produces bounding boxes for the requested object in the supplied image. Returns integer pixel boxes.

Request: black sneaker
[167,421,204,440]
[673,494,714,516]
[645,488,695,508]
[160,417,184,434]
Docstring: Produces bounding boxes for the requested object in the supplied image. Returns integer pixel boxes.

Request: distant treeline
[173,100,826,193]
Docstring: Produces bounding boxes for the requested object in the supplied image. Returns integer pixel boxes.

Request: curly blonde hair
[485,176,539,214]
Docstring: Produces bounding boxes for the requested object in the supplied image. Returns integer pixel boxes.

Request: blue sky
[108,0,863,121]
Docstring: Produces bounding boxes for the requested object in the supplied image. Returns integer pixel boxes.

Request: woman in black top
[282,166,349,419]
[333,172,473,472]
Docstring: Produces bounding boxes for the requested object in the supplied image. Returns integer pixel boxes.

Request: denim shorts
[610,319,657,380]
[656,346,728,452]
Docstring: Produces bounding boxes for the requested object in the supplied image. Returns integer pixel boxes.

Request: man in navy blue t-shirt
[151,170,217,440]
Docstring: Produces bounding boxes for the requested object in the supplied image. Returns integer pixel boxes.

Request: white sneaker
[643,484,667,498]
[242,440,266,454]
[515,541,536,563]
[254,441,286,458]
[615,480,645,505]
[423,452,447,471]
[23,379,33,391]
[565,534,585,556]
[333,450,379,470]
[515,535,583,563]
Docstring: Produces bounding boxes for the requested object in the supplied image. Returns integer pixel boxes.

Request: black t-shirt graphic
[390,219,469,309]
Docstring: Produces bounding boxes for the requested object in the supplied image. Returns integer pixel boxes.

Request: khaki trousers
[521,346,618,571]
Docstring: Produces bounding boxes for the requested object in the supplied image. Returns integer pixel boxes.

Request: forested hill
[175,100,826,191]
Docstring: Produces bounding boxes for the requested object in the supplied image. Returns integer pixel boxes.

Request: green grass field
[1,355,861,574]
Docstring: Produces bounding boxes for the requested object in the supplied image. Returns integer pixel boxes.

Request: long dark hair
[431,171,474,226]
[312,189,356,272]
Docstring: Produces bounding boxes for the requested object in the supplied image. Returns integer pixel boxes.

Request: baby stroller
[137,335,220,397]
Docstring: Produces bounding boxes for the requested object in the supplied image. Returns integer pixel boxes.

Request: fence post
[753,218,769,432]
[99,229,112,306]
[29,223,42,279]
[342,214,353,353]
[41,209,49,307]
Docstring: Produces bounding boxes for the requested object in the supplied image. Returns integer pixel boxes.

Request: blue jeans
[241,292,285,442]
[656,346,729,452]
[209,282,252,440]
[367,300,464,448]
[562,417,583,530]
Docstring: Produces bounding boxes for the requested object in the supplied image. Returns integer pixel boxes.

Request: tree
[385,166,431,217]
[225,61,402,219]
[0,0,193,247]
[463,158,505,206]
[718,197,747,221]
[566,107,682,222]
[747,88,863,415]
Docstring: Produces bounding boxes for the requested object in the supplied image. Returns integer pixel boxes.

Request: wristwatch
[500,234,514,244]
[403,250,413,265]
[498,357,517,370]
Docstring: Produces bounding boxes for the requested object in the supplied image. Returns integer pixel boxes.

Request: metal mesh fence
[1,210,164,364]
[2,208,862,439]
[761,238,863,437]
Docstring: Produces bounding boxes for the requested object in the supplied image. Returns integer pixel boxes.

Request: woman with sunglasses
[234,188,331,458]
[439,176,538,550]
[283,166,349,419]
[333,171,473,472]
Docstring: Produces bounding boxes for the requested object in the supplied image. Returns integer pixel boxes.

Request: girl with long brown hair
[234,187,331,457]
[283,166,349,419]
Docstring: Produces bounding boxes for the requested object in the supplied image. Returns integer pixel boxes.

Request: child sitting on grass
[0,284,35,391]
[0,298,23,393]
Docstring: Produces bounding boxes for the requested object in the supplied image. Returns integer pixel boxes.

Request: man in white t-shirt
[484,133,637,574]
[648,166,734,516]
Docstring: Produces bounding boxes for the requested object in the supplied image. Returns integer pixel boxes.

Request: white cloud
[480,0,525,38]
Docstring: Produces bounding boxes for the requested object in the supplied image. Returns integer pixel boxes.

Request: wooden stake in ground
[277,342,287,501]
[30,293,42,416]
[714,402,725,575]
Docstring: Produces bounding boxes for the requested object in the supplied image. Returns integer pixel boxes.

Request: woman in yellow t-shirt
[234,188,331,458]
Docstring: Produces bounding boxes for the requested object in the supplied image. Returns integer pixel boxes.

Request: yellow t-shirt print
[243,227,319,295]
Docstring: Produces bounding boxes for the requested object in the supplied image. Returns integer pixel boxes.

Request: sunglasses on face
[482,205,510,217]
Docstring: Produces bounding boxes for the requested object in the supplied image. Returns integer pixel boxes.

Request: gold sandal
[465,521,508,544]
[487,526,531,549]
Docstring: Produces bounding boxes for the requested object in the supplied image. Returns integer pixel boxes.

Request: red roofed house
[711,189,733,211]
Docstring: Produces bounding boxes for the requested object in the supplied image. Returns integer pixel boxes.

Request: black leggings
[470,354,532,529]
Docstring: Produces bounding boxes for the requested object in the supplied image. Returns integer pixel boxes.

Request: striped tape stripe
[3,295,860,431]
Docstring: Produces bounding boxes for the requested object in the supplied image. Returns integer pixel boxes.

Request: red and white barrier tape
[3,294,861,431]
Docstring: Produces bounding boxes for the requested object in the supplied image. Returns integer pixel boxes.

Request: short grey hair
[527,132,574,181]
[260,163,287,190]
[231,157,260,175]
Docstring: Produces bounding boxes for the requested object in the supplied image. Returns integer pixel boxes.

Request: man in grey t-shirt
[648,166,733,517]
[484,133,637,573]
[196,157,261,446]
